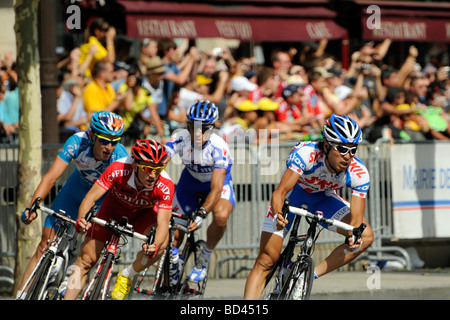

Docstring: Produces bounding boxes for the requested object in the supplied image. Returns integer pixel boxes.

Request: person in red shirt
[64,139,174,300]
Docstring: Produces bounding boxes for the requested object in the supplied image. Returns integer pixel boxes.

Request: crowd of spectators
[1,17,450,146]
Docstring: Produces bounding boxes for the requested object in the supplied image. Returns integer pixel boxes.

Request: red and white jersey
[286,141,370,198]
[96,156,175,212]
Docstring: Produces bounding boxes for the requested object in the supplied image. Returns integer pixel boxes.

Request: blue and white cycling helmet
[90,111,124,136]
[322,114,362,144]
[186,100,218,126]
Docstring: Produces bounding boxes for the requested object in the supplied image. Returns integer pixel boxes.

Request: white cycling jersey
[286,141,370,198]
[165,129,233,183]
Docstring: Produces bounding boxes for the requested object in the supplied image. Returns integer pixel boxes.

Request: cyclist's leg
[244,201,286,300]
[205,180,235,250]
[172,169,204,247]
[63,236,104,300]
[312,192,374,277]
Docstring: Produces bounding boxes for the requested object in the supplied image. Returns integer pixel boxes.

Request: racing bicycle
[17,197,79,300]
[261,199,366,300]
[133,212,208,300]
[81,206,153,300]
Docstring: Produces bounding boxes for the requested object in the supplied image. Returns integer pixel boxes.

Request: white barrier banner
[391,143,450,239]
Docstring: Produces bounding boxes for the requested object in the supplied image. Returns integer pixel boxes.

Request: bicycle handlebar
[89,216,149,242]
[31,197,77,226]
[288,205,366,254]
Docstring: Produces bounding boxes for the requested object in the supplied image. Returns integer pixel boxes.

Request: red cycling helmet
[131,139,170,166]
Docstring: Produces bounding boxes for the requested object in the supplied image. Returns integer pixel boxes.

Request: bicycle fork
[82,236,119,300]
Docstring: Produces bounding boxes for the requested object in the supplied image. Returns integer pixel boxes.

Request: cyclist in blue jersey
[17,111,128,299]
[244,114,374,300]
[165,100,235,282]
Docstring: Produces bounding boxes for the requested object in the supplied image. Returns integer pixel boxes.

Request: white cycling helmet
[322,114,362,144]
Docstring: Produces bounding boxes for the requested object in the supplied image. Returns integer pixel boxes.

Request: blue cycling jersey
[44,131,128,229]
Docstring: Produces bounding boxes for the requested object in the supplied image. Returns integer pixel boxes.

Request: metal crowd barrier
[0,139,412,289]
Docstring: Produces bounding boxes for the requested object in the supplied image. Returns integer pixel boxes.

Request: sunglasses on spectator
[330,143,358,156]
[188,123,213,133]
[136,163,165,175]
[94,133,121,146]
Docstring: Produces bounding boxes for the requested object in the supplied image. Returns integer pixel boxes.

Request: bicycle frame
[18,199,76,300]
[81,233,120,300]
[81,213,150,300]
[263,201,366,300]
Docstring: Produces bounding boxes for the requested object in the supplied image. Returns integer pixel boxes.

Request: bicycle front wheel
[25,253,54,300]
[279,255,314,300]
[85,252,114,300]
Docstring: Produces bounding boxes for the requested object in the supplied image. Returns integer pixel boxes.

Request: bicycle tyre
[87,252,114,300]
[279,255,314,300]
[177,239,208,300]
[26,253,54,300]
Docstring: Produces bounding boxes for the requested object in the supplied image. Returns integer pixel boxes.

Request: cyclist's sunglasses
[136,163,165,175]
[94,133,121,146]
[187,123,213,133]
[330,143,358,156]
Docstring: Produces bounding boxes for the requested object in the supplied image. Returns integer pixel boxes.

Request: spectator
[82,61,126,119]
[366,86,424,142]
[225,76,257,120]
[2,77,19,124]
[302,69,328,130]
[138,38,158,75]
[221,99,259,144]
[0,83,18,140]
[166,85,187,132]
[78,17,116,78]
[271,50,292,98]
[249,67,279,103]
[118,65,165,143]
[57,78,88,142]
[158,39,198,118]
[177,74,208,113]
[275,84,311,134]
[253,97,291,143]
[111,61,130,92]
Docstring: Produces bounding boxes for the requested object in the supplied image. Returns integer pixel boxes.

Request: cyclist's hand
[189,208,207,231]
[188,217,201,232]
[75,218,90,234]
[21,208,37,224]
[344,234,363,253]
[142,243,158,259]
[276,212,289,230]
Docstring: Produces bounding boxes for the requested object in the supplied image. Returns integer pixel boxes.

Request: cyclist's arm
[24,156,69,223]
[347,195,366,247]
[77,183,107,231]
[271,169,300,229]
[153,208,172,251]
[202,168,226,212]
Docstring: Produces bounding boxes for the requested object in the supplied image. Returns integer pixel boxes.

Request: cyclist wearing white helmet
[165,100,235,283]
[17,111,128,299]
[245,113,374,300]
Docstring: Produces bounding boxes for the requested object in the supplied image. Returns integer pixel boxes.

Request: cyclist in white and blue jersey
[17,111,128,298]
[245,114,374,300]
[165,100,234,282]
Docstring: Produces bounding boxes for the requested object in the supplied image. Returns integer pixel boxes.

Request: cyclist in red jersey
[64,139,174,300]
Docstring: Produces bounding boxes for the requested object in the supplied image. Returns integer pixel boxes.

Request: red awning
[359,2,450,42]
[117,1,347,41]
[362,17,450,43]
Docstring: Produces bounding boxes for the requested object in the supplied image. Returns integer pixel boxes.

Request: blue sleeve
[58,133,84,163]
